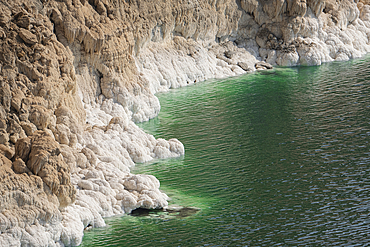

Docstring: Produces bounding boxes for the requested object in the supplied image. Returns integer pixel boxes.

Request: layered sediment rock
[1,0,370,246]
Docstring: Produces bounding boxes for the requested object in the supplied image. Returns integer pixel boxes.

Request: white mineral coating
[136,38,259,94]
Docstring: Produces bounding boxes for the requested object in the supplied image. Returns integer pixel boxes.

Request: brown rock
[9,133,20,144]
[19,28,38,45]
[0,119,6,129]
[0,152,61,239]
[20,121,37,136]
[7,118,26,140]
[0,144,14,159]
[13,158,31,174]
[15,137,32,162]
[0,109,5,125]
[11,97,22,112]
[28,105,52,130]
[0,130,9,145]
[0,82,11,112]
[14,13,31,29]
[0,0,365,243]
[96,1,107,15]
[0,12,10,26]
[287,0,307,16]
[27,131,76,207]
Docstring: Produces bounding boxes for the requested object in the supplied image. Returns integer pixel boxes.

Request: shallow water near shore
[81,56,370,246]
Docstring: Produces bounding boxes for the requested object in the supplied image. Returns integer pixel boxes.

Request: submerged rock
[130,205,200,218]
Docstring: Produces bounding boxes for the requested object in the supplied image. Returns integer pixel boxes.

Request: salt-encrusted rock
[255,61,274,70]
[1,0,370,246]
[0,152,63,246]
[225,51,237,59]
[237,61,251,71]
[81,147,97,166]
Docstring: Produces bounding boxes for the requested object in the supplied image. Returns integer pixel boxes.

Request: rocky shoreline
[1,0,370,246]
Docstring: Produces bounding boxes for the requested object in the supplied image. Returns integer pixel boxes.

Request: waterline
[82,56,370,246]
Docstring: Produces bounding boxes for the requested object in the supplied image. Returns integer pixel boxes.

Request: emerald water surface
[82,57,370,246]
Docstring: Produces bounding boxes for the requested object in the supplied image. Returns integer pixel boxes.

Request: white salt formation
[1,0,370,246]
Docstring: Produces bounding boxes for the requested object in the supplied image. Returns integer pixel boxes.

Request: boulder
[255,61,273,70]
[237,61,251,71]
[0,144,14,159]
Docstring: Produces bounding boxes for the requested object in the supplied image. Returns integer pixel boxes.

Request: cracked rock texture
[0,0,370,246]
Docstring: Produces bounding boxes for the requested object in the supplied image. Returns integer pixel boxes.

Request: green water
[82,57,370,246]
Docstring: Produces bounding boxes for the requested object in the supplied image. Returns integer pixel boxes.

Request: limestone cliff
[0,0,369,246]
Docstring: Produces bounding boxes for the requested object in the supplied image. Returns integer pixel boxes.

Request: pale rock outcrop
[237,0,370,66]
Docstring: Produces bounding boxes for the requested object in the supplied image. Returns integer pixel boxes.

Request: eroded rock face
[0,1,184,245]
[237,0,370,66]
[0,153,62,247]
[19,131,76,207]
[1,0,370,246]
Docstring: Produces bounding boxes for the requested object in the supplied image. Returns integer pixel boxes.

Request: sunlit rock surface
[1,0,370,246]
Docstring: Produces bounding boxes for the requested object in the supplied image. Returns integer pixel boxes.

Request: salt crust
[136,39,259,94]
[0,83,184,247]
[136,6,370,89]
[57,10,370,246]
[55,96,184,246]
